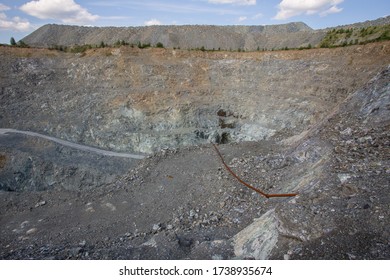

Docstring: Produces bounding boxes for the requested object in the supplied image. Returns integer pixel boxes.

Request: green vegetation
[49,44,94,53]
[319,24,390,48]
[155,42,164,48]
[137,41,151,49]
[378,29,390,41]
[49,45,67,52]
[114,40,129,47]
[70,44,93,53]
[16,40,29,48]
[10,37,16,46]
[298,44,312,50]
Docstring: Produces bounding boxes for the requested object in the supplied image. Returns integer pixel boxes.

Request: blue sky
[0,0,389,43]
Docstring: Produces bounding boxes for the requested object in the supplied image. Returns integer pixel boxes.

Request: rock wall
[1,43,389,154]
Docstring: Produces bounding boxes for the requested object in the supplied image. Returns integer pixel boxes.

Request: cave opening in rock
[216,132,231,144]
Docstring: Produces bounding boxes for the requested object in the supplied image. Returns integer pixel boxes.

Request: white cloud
[208,0,256,5]
[274,0,343,20]
[320,5,342,17]
[0,3,10,11]
[144,19,162,26]
[252,13,263,19]
[0,12,32,32]
[20,0,99,24]
[238,16,247,22]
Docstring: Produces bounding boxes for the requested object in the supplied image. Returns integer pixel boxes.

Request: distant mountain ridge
[22,16,390,51]
[22,22,321,51]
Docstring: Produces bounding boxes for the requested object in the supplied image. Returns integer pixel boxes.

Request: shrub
[70,44,92,53]
[17,40,29,48]
[49,45,67,52]
[138,42,151,49]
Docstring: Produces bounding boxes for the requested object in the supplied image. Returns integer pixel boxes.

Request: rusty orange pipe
[212,143,298,199]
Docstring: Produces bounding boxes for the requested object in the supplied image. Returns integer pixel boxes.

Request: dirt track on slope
[0,129,145,159]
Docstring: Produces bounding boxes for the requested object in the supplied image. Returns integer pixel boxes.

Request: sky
[0,0,389,43]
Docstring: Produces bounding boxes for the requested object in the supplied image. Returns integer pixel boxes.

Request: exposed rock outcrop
[1,43,389,154]
[232,65,390,260]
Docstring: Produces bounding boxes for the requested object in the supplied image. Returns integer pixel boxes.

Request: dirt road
[0,128,145,159]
